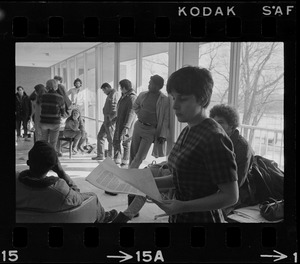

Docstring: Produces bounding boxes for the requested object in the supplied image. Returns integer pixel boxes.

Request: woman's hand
[151,199,184,216]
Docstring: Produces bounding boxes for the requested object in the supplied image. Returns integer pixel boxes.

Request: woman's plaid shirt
[168,118,238,223]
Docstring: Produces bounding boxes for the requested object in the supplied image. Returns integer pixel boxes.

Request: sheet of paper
[85,161,145,196]
[86,158,163,202]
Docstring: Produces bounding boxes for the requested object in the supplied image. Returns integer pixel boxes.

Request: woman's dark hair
[54,76,63,83]
[119,79,132,91]
[166,66,214,108]
[101,82,111,89]
[34,84,46,105]
[209,104,240,129]
[73,78,82,86]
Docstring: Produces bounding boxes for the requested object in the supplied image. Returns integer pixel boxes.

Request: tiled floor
[15,137,168,223]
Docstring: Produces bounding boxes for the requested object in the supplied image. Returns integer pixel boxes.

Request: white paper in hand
[86,158,163,202]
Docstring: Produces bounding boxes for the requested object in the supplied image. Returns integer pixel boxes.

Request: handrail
[81,115,103,123]
[240,124,283,133]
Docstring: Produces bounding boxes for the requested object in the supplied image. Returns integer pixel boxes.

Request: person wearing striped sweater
[40,79,66,154]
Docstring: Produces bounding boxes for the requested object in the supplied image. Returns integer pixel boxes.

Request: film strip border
[2,224,298,262]
[0,2,296,40]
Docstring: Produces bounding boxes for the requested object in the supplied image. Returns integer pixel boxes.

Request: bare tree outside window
[199,42,284,168]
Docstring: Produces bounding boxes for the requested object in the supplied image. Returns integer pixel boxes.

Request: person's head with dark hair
[46,79,58,91]
[166,66,214,126]
[26,141,58,176]
[167,66,213,109]
[209,104,240,136]
[17,86,24,92]
[34,84,46,104]
[16,86,24,97]
[54,76,63,83]
[100,82,112,95]
[148,75,164,93]
[119,79,132,93]
[74,78,82,88]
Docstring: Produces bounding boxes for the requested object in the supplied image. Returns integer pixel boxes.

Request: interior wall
[16,66,51,95]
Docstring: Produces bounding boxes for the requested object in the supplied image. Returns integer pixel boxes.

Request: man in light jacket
[129,74,170,169]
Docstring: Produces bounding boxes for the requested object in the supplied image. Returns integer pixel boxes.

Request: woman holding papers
[113,66,238,223]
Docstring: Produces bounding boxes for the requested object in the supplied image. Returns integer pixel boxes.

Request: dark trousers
[16,116,29,137]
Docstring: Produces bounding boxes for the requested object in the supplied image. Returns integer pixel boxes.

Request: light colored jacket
[133,91,170,157]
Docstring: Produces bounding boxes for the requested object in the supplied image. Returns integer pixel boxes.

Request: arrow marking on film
[261,250,288,262]
[107,251,133,263]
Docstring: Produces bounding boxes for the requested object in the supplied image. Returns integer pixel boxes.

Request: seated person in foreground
[16,140,117,223]
[209,104,255,216]
[63,108,87,154]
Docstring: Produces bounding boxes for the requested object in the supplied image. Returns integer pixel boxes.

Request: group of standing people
[92,75,170,171]
[16,76,87,156]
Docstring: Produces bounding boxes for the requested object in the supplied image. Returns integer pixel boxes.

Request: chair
[16,196,98,223]
[58,130,74,159]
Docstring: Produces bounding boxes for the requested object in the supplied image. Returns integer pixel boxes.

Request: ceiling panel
[16,42,100,68]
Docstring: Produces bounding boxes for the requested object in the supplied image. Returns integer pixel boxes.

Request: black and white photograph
[15,41,285,224]
[0,1,296,263]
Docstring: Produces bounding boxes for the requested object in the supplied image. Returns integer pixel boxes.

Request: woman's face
[72,111,79,119]
[17,88,24,96]
[75,81,81,88]
[170,91,202,124]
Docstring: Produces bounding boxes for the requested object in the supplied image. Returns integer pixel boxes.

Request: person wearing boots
[16,140,118,223]
[63,108,87,155]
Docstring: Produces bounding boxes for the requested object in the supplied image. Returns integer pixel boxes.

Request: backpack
[147,161,171,178]
[247,155,284,204]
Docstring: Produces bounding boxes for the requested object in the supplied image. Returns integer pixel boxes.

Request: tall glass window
[238,42,284,168]
[68,57,75,91]
[120,43,137,89]
[97,43,115,123]
[142,42,169,94]
[75,54,85,117]
[60,61,67,87]
[198,42,231,111]
[76,54,84,82]
[86,48,96,138]
[54,64,60,76]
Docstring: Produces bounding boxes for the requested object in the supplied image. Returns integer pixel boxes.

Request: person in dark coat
[15,86,32,141]
[209,104,255,216]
